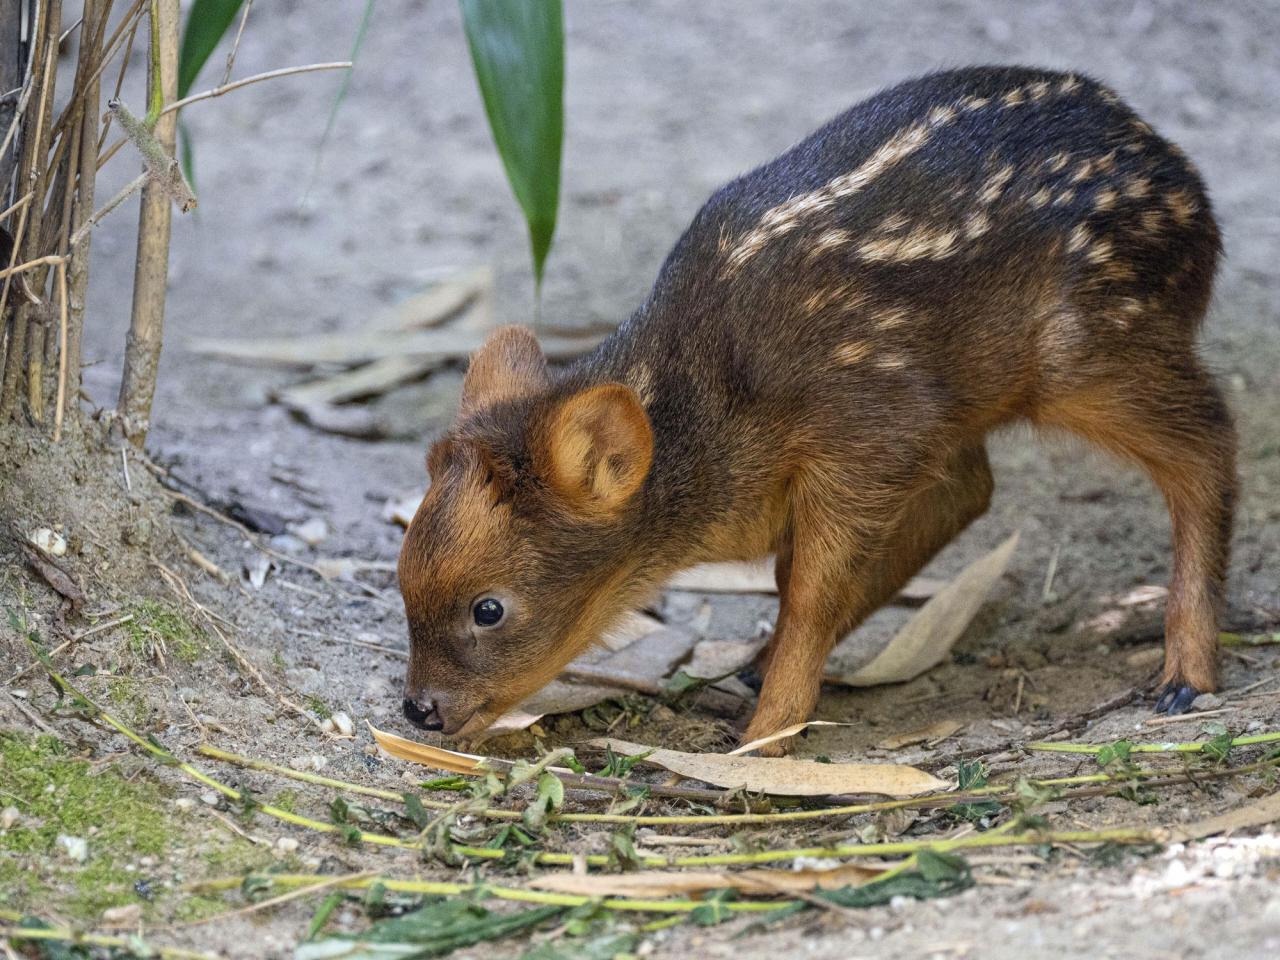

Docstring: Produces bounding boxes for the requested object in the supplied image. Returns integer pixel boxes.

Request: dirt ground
[3,0,1280,957]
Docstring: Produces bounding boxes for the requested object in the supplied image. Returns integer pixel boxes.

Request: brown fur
[397,66,1235,751]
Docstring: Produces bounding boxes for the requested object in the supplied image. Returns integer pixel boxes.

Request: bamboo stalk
[0,6,57,419]
[64,0,108,424]
[116,0,178,445]
[0,924,215,960]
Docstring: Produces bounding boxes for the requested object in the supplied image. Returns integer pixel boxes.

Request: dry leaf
[683,637,768,680]
[189,328,601,368]
[595,737,950,797]
[730,720,849,756]
[1169,792,1280,842]
[876,719,964,751]
[836,532,1020,687]
[666,559,940,605]
[1116,585,1169,607]
[530,862,885,898]
[666,560,776,593]
[368,725,482,774]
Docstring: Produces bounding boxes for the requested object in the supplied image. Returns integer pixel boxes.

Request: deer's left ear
[460,326,549,417]
[536,384,653,515]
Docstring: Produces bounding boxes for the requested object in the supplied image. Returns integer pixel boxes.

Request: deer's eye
[472,597,505,628]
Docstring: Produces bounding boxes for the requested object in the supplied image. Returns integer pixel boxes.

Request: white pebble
[331,712,354,737]
[1,806,20,830]
[275,837,300,855]
[57,834,88,862]
[200,791,220,806]
[174,798,195,812]
[102,903,141,926]
[29,527,67,556]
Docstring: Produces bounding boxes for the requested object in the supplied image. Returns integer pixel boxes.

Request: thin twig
[161,61,353,115]
[68,171,148,247]
[53,261,69,439]
[0,254,67,280]
[221,0,255,85]
[176,869,377,930]
[0,192,32,224]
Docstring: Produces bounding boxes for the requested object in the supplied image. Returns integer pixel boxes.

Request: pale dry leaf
[1115,585,1169,607]
[683,636,768,680]
[837,531,1020,687]
[530,862,885,898]
[730,720,849,756]
[1169,792,1280,842]
[368,724,482,774]
[666,558,940,604]
[875,719,964,751]
[596,737,950,797]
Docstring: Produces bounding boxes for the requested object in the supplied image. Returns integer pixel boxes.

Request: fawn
[398,66,1236,754]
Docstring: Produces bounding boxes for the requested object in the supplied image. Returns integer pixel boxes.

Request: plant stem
[116,0,178,445]
[1026,731,1280,755]
[0,919,215,960]
[187,874,795,916]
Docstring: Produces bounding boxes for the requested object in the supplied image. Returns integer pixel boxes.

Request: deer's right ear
[460,326,549,417]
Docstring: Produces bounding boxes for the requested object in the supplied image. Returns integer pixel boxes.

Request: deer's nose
[402,696,443,731]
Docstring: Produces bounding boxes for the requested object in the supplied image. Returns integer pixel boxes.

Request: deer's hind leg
[1036,350,1236,713]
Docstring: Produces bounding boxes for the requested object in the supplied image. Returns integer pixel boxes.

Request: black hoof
[1154,683,1200,715]
[736,665,764,694]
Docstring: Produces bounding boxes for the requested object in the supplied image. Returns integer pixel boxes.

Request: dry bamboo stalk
[116,0,178,445]
[65,0,109,424]
[0,6,58,419]
[53,260,68,439]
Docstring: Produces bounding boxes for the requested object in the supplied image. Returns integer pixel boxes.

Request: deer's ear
[460,326,548,416]
[537,384,653,515]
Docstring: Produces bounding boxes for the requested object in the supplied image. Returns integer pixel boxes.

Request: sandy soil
[3,0,1279,957]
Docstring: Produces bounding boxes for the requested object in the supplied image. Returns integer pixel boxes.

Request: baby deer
[398,66,1236,754]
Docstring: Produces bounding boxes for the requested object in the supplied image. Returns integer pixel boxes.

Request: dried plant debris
[595,737,951,797]
[833,531,1020,687]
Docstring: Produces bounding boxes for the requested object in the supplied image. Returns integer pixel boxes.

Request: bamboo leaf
[459,0,565,287]
[596,738,951,798]
[178,0,246,98]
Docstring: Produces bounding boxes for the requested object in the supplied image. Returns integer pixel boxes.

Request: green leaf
[1096,739,1133,768]
[522,771,565,833]
[297,900,563,960]
[1202,729,1234,764]
[817,853,974,909]
[459,0,565,287]
[519,929,639,960]
[402,793,431,829]
[178,0,246,98]
[956,759,990,790]
[690,888,738,926]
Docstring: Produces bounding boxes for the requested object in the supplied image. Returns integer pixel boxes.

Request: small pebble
[1,806,21,830]
[102,903,141,926]
[200,791,220,806]
[330,711,354,737]
[57,834,88,862]
[1191,692,1224,710]
[275,837,300,855]
[29,527,67,556]
[174,798,195,812]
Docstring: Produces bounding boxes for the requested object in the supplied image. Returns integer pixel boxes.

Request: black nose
[402,697,444,731]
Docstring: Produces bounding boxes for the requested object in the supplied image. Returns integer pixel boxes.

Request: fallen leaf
[1169,792,1280,842]
[376,265,494,332]
[683,636,768,680]
[595,737,950,797]
[836,532,1020,687]
[665,559,940,605]
[1116,585,1168,607]
[730,720,849,756]
[383,490,427,527]
[19,541,85,613]
[876,719,964,751]
[368,725,482,774]
[530,862,885,898]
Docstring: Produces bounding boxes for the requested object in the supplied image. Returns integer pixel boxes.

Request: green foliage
[0,734,174,917]
[522,771,565,833]
[460,0,565,287]
[420,775,471,791]
[125,600,203,663]
[178,0,246,98]
[948,759,1002,824]
[520,928,639,960]
[595,744,650,779]
[1201,722,1234,764]
[296,899,563,960]
[1096,739,1134,768]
